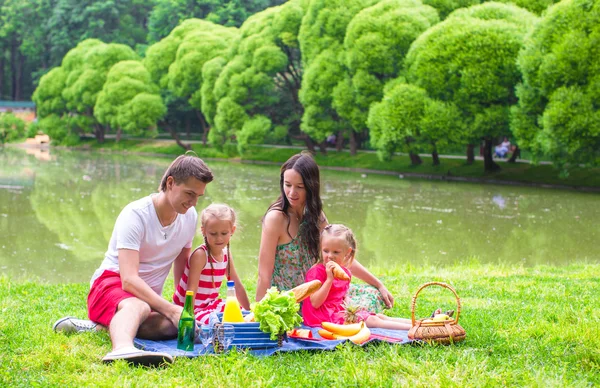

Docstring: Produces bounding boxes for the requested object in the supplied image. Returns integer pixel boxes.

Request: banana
[332,325,371,344]
[318,329,336,340]
[348,325,371,344]
[321,321,363,336]
[432,314,451,322]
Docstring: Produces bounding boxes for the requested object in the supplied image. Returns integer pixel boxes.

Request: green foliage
[367,83,429,158]
[512,0,600,168]
[334,0,439,134]
[489,0,559,15]
[167,21,237,109]
[422,0,479,19]
[32,67,67,119]
[405,3,538,145]
[208,1,305,150]
[59,39,139,135]
[147,0,287,43]
[237,115,272,152]
[0,113,25,144]
[94,60,166,136]
[298,0,379,142]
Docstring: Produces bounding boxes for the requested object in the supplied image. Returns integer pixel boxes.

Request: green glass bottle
[177,290,195,351]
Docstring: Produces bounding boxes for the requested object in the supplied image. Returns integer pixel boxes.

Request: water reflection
[0,147,598,283]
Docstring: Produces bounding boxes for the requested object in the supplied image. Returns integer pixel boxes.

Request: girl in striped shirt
[173,204,250,324]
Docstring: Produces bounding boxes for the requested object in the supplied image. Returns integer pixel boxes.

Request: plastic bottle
[222,281,244,323]
[177,290,195,351]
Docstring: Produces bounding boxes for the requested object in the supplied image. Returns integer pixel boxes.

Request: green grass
[2,261,599,387]
[66,139,600,189]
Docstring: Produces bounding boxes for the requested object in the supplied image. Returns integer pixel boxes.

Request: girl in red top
[173,204,250,324]
[302,224,411,330]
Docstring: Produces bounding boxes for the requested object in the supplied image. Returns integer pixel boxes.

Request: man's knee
[117,297,151,318]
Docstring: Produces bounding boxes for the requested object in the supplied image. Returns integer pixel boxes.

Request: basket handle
[410,282,461,326]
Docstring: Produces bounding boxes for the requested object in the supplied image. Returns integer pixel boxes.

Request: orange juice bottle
[223,281,244,323]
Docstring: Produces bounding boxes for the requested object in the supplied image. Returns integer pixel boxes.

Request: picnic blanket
[134,326,413,357]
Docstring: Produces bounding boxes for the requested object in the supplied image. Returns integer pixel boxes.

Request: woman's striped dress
[173,244,228,324]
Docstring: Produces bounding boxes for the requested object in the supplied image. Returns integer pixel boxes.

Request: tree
[207,1,305,152]
[333,0,439,154]
[61,39,139,142]
[167,20,238,143]
[298,0,379,153]
[512,0,600,172]
[95,60,166,141]
[144,19,239,147]
[32,67,67,118]
[404,2,537,172]
[147,0,287,43]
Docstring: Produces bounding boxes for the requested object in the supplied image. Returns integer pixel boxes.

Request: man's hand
[166,304,184,328]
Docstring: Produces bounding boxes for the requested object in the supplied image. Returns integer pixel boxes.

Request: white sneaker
[102,347,173,367]
[53,316,98,334]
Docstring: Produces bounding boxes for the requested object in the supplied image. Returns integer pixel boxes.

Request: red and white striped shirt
[173,244,229,324]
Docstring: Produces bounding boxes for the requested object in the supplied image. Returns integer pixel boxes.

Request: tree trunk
[14,50,23,100]
[349,130,358,156]
[507,145,520,163]
[0,56,4,99]
[10,40,18,100]
[318,140,327,155]
[116,128,122,143]
[196,111,209,146]
[163,121,191,151]
[185,115,191,139]
[303,135,315,152]
[466,144,475,164]
[95,124,105,143]
[432,148,440,166]
[483,138,501,172]
[336,130,344,151]
[409,152,422,166]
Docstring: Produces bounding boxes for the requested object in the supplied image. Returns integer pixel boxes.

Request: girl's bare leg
[375,313,412,325]
[365,315,411,331]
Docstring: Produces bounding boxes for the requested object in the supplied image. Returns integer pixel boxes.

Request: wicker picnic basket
[407,282,466,344]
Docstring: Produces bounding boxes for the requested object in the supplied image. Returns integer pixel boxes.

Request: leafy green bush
[0,113,26,144]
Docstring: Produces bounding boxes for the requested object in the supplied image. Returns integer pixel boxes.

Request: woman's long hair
[265,152,324,264]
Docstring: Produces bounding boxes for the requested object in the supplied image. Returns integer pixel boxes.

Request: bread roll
[331,262,350,281]
[290,279,322,302]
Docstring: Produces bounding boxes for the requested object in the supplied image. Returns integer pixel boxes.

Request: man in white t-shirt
[53,154,213,366]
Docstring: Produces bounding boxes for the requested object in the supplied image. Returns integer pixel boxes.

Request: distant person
[326,133,337,147]
[53,154,213,366]
[495,137,511,158]
[172,204,250,324]
[302,224,411,330]
[255,152,394,314]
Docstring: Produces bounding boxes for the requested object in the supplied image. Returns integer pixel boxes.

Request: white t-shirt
[90,195,198,295]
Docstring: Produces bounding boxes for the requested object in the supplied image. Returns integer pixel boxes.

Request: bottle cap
[186,290,194,296]
[227,281,234,287]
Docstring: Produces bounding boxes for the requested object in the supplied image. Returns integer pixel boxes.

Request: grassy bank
[2,261,599,387]
[71,139,600,189]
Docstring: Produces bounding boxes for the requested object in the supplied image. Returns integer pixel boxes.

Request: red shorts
[87,270,135,327]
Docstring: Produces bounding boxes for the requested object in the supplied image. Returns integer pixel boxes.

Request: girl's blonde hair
[320,224,357,267]
[200,204,237,282]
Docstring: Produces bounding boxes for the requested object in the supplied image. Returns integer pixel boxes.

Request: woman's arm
[228,257,250,310]
[348,260,394,308]
[255,211,283,301]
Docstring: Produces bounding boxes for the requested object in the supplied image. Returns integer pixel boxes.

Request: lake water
[1,147,598,284]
